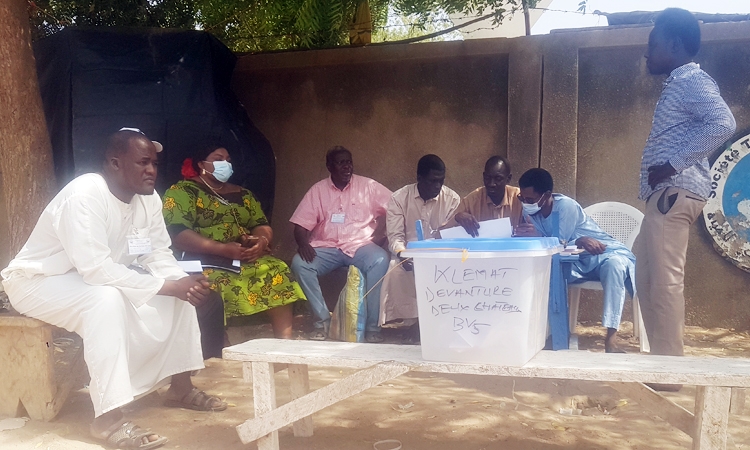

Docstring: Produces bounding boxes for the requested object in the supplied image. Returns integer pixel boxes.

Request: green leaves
[30,0,533,52]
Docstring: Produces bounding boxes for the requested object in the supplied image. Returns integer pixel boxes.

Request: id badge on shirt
[331,213,346,224]
[127,235,152,255]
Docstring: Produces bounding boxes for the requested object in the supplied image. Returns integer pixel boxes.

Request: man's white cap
[118,127,163,152]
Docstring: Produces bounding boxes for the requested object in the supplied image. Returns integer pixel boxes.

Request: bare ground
[3,317,750,450]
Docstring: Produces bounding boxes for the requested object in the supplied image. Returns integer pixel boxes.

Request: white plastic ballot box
[401,237,561,366]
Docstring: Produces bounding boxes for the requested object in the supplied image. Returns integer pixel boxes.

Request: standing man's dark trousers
[634,187,706,356]
[195,291,225,359]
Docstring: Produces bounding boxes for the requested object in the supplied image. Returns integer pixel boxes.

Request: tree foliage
[29,0,536,51]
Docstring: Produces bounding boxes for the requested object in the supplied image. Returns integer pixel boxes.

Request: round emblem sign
[703,132,750,273]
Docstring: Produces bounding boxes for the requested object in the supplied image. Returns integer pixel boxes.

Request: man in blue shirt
[636,8,736,369]
[516,169,635,353]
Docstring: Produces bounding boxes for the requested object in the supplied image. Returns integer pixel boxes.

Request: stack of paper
[439,217,513,239]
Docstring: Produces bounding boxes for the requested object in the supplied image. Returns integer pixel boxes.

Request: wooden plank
[608,382,694,436]
[693,386,731,450]
[730,388,745,414]
[236,362,410,444]
[252,362,279,450]
[288,364,314,437]
[223,339,750,387]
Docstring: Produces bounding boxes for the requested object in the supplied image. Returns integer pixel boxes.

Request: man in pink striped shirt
[290,146,392,342]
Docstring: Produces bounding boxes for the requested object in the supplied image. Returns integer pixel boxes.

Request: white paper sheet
[439,217,513,239]
[177,260,203,273]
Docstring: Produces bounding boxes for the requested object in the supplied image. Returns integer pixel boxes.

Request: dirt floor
[3,315,750,450]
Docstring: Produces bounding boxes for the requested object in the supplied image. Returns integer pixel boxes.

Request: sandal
[164,387,228,411]
[98,421,168,449]
[365,331,384,343]
[309,329,327,341]
[402,324,420,345]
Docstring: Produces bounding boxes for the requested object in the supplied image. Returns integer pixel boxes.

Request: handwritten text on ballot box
[404,238,560,366]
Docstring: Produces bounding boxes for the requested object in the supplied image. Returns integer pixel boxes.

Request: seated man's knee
[600,256,629,282]
[602,255,628,272]
[366,245,389,269]
[84,286,128,324]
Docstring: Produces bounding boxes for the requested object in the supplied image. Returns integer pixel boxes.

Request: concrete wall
[232,21,750,329]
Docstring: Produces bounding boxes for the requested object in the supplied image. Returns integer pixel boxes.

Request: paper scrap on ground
[440,217,513,239]
[0,417,28,431]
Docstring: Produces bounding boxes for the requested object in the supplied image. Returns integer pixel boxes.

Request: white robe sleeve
[53,193,165,308]
[137,195,189,281]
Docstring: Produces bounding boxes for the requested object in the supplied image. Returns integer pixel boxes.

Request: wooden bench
[223,338,750,450]
[0,313,87,421]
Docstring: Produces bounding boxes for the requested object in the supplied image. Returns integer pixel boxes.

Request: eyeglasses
[517,192,548,204]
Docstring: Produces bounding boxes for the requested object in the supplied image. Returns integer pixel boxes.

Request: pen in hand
[514,214,538,237]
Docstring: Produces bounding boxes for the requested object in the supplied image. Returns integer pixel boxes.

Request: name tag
[331,213,346,224]
[128,237,152,255]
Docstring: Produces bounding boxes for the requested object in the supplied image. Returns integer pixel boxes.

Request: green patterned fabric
[163,180,305,318]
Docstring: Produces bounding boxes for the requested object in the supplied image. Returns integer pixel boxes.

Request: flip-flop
[365,331,384,343]
[96,420,168,450]
[308,329,327,341]
[164,387,227,411]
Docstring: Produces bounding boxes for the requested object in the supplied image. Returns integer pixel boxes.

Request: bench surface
[223,339,750,387]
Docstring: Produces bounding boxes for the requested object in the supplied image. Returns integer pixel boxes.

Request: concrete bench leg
[730,388,745,414]
[236,362,410,445]
[288,364,314,437]
[251,362,279,450]
[0,317,85,421]
[693,386,731,450]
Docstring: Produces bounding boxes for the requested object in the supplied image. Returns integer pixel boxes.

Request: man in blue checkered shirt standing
[636,8,736,381]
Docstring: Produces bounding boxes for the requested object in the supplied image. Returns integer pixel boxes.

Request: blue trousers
[291,244,389,332]
[569,252,635,330]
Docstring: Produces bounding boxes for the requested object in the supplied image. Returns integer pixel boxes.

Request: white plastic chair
[568,201,650,352]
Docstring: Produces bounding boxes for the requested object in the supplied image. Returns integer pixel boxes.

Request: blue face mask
[522,192,548,216]
[208,160,233,183]
[522,201,542,216]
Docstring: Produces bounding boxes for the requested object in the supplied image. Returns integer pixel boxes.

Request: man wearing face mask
[379,154,461,344]
[515,168,635,353]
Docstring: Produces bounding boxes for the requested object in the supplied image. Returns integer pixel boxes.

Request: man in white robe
[379,154,460,343]
[2,129,225,448]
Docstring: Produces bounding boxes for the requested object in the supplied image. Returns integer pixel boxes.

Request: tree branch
[373,10,499,45]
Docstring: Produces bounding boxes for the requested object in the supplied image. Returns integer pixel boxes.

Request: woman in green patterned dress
[162,145,305,339]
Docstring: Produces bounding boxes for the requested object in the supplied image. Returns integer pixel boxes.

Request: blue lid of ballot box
[406,237,560,251]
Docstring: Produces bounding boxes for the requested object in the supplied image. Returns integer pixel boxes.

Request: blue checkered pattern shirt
[639,63,736,200]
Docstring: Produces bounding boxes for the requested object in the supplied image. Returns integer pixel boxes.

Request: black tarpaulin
[33,27,276,216]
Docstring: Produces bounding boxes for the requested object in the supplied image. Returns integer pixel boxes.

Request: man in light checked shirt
[635,8,736,386]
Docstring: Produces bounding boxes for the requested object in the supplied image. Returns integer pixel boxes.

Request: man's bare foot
[605,328,625,353]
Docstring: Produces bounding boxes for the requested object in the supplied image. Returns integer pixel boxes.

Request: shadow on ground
[2,312,749,450]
